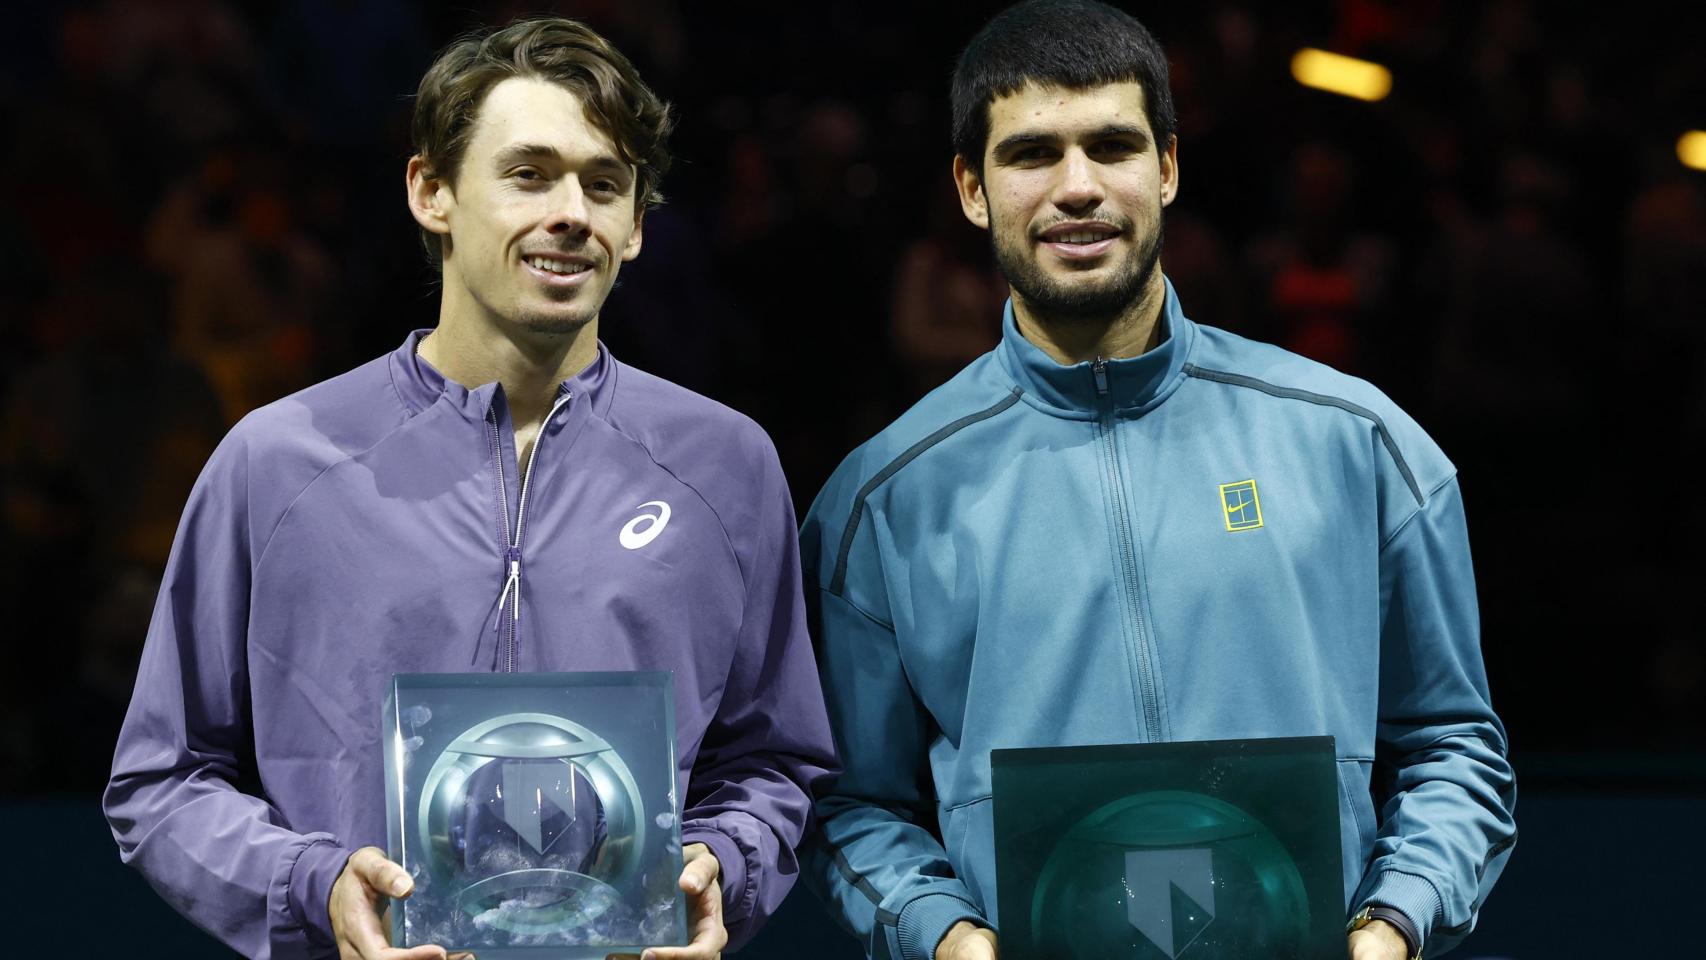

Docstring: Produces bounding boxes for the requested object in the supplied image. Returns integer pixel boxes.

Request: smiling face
[409,76,643,339]
[954,80,1177,324]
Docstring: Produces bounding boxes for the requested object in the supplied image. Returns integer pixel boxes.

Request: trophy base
[457,868,624,935]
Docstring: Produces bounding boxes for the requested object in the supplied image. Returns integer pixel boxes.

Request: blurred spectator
[1426,151,1597,435]
[1245,141,1395,374]
[1621,175,1706,433]
[720,132,787,251]
[1612,173,1706,744]
[145,146,333,424]
[75,0,263,158]
[1159,209,1240,334]
[888,185,1005,396]
[1,270,223,787]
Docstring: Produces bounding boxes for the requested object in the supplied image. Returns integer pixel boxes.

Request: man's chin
[514,311,596,337]
[1009,242,1163,322]
[1019,275,1142,319]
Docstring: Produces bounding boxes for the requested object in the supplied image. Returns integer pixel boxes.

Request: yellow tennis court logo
[1219,479,1264,532]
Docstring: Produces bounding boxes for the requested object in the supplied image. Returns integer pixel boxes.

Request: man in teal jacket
[799,2,1515,959]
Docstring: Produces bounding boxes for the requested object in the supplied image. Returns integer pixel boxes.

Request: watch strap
[1348,904,1422,960]
[1367,904,1421,959]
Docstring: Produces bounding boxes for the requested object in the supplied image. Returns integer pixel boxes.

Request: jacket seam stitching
[1182,364,1425,506]
[606,431,742,587]
[1378,473,1457,553]
[596,398,746,597]
[597,375,751,716]
[253,406,413,573]
[829,389,1023,597]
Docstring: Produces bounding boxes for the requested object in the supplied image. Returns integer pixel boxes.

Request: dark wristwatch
[1348,904,1422,960]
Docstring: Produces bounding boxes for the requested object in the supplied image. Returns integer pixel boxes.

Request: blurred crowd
[2,0,1702,795]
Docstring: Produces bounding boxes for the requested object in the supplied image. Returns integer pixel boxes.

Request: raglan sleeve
[103,429,352,960]
[677,435,839,951]
[798,467,986,960]
[1358,466,1518,956]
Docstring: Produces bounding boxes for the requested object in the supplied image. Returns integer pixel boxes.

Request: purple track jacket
[104,333,838,958]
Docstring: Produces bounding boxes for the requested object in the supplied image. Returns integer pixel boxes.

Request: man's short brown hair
[411,17,674,265]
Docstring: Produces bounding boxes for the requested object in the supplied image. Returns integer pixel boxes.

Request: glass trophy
[382,672,688,957]
[992,737,1344,960]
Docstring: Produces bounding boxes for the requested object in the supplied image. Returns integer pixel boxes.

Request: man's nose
[1052,148,1104,213]
[545,180,591,238]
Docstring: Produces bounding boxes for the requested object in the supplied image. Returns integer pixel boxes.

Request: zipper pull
[493,546,523,629]
[506,545,522,627]
[1092,356,1109,396]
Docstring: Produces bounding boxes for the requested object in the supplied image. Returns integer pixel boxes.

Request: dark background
[1,0,1701,956]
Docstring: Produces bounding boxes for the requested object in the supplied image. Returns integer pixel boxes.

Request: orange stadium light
[1679,131,1706,172]
[1290,48,1393,102]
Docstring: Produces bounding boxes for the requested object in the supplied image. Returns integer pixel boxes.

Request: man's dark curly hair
[951,0,1177,170]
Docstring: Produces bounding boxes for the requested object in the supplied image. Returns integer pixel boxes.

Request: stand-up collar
[997,277,1196,419]
[387,329,617,422]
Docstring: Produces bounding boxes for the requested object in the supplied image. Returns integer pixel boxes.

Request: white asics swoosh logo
[620,500,671,550]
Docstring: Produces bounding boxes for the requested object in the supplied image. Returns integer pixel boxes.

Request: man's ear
[1159,134,1180,208]
[952,154,990,230]
[406,155,453,236]
[622,205,644,262]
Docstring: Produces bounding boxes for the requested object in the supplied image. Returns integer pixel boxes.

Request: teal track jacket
[800,282,1516,959]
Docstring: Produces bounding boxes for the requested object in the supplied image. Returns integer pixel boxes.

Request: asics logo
[620,500,671,550]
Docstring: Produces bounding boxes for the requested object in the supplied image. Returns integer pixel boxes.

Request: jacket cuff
[680,826,751,928]
[287,837,353,950]
[1360,871,1443,952]
[896,892,987,960]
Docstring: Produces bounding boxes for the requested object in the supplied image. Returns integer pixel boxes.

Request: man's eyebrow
[992,124,1152,156]
[491,144,632,177]
[582,154,632,177]
[992,131,1059,155]
[1090,124,1151,144]
[492,143,561,166]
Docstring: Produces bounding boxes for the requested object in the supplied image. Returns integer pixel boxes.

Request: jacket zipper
[488,390,574,672]
[1093,358,1164,741]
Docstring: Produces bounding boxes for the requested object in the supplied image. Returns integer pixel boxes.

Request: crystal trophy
[992,737,1344,960]
[383,672,688,957]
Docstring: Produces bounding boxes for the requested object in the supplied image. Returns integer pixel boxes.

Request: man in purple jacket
[104,18,836,960]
